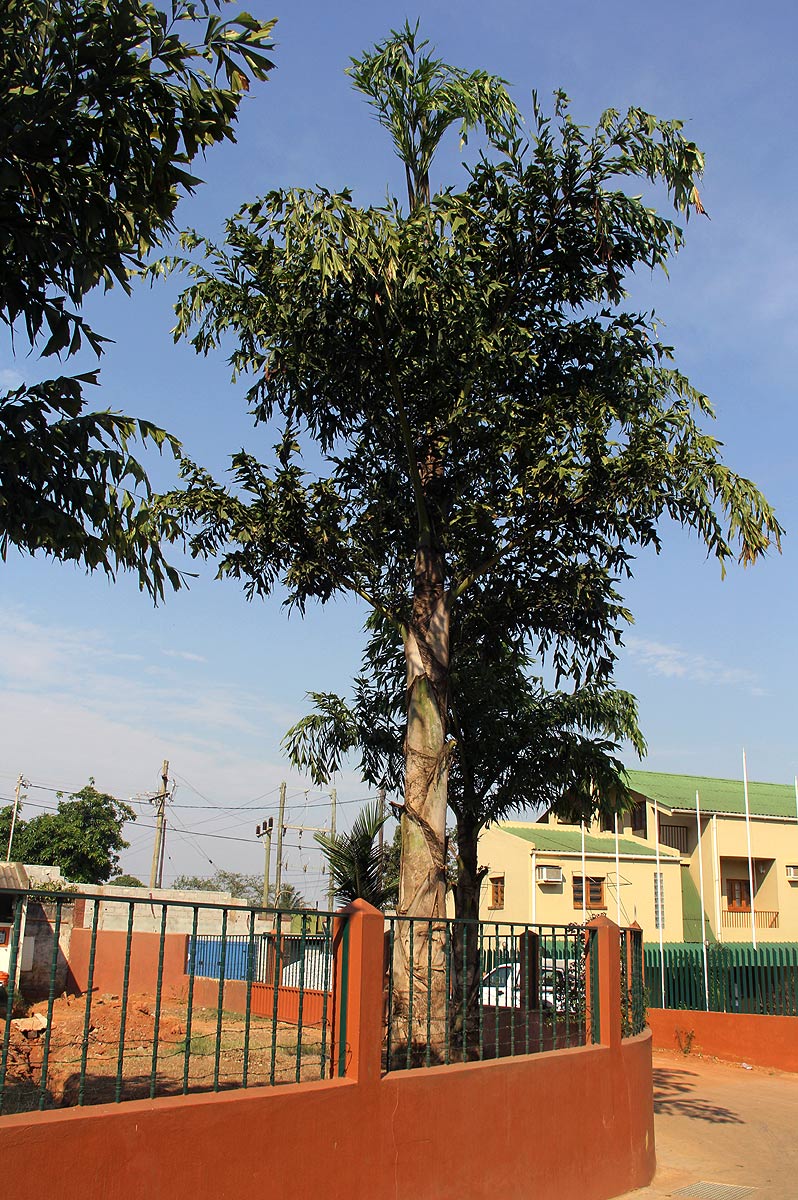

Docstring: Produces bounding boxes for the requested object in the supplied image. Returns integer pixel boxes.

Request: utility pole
[327,787,337,910]
[6,774,27,862]
[256,817,273,907]
[274,782,287,907]
[149,759,169,890]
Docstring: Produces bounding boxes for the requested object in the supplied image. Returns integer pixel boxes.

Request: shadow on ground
[653,1067,744,1125]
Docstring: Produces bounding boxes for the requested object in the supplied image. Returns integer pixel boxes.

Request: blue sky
[2,0,797,894]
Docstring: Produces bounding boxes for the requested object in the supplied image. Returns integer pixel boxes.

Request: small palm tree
[315,801,397,910]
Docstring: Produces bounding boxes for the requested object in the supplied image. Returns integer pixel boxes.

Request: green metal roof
[499,824,678,859]
[626,769,798,819]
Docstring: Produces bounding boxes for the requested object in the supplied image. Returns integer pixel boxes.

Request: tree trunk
[450,815,484,1057]
[392,542,450,1063]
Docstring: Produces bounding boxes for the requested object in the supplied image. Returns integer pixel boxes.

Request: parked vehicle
[480,959,573,1011]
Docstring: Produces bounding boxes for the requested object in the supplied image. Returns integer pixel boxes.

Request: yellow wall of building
[476,824,683,943]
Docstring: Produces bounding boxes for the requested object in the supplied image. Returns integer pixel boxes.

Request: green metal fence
[0,887,344,1116]
[383,917,591,1070]
[620,927,646,1037]
[645,941,798,1015]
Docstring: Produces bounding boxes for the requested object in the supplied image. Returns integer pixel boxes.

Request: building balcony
[721,909,779,930]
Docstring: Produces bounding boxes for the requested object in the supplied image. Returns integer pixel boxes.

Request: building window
[573,876,605,909]
[631,801,647,836]
[489,876,505,910]
[727,879,751,911]
[654,872,665,930]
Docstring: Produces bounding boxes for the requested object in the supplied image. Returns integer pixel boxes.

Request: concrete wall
[1,905,656,1200]
[648,1006,798,1073]
[18,901,77,1000]
[68,928,189,998]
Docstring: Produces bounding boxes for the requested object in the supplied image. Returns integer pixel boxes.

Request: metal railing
[620,926,646,1037]
[0,888,344,1116]
[658,824,689,854]
[645,941,798,1014]
[383,917,590,1071]
[721,908,779,929]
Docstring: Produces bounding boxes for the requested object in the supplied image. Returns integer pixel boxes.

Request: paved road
[619,1049,798,1199]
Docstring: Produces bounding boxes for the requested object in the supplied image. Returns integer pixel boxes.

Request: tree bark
[392,542,450,1062]
[450,814,484,1057]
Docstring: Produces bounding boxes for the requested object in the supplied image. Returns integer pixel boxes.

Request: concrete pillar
[331,899,385,1082]
[586,914,622,1049]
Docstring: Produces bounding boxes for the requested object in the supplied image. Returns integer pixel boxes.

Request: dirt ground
[3,990,329,1113]
[617,1048,798,1199]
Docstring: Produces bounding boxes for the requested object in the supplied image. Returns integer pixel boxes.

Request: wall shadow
[653,1066,744,1124]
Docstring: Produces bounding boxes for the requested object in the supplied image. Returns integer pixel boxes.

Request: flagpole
[695,790,710,1011]
[581,821,586,926]
[742,749,757,951]
[614,812,622,928]
[653,797,666,1006]
[711,814,722,944]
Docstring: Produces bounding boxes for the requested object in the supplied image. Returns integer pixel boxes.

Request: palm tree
[315,801,398,911]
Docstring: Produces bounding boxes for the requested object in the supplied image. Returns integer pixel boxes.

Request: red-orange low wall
[3,906,655,1200]
[1,1035,654,1200]
[68,929,189,997]
[648,1007,798,1073]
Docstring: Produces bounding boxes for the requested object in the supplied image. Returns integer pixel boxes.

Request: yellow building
[477,770,798,945]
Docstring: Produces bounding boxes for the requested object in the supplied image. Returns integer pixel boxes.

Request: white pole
[614,812,622,927]
[653,797,666,1006]
[581,822,586,925]
[711,814,722,943]
[695,790,710,1011]
[742,749,757,950]
[794,775,798,827]
[531,852,537,925]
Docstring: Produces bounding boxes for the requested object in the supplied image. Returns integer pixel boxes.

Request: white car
[480,960,568,1011]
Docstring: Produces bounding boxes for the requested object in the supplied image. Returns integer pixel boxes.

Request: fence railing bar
[78,898,100,1106]
[242,910,257,1089]
[149,904,168,1099]
[114,901,135,1104]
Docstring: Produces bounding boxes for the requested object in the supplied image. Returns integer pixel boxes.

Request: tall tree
[0,0,275,596]
[163,25,780,1019]
[3,781,135,884]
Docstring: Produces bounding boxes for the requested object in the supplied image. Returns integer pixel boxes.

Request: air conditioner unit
[536,865,563,884]
[786,865,798,881]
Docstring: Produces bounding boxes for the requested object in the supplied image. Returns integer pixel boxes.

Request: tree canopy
[2,780,135,883]
[164,25,781,943]
[0,0,275,597]
[171,869,305,909]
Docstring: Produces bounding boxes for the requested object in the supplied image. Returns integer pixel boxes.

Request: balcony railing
[658,824,689,854]
[722,909,779,929]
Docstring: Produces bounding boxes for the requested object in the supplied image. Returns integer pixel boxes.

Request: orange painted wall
[189,976,330,1027]
[1,1035,654,1200]
[2,905,655,1200]
[648,1006,798,1073]
[68,929,189,997]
